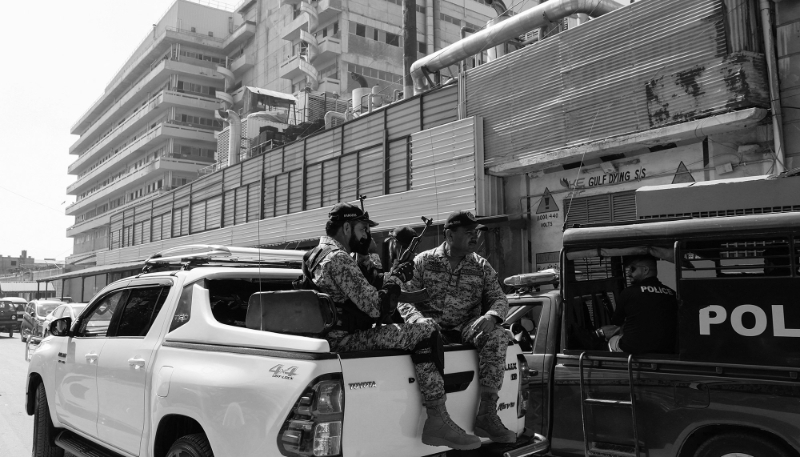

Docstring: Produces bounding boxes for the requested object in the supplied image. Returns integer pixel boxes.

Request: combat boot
[474,392,517,443]
[422,402,482,450]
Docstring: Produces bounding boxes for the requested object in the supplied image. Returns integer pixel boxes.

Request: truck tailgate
[339,345,524,456]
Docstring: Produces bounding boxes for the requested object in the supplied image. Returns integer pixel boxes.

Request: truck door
[55,289,127,437]
[95,282,172,456]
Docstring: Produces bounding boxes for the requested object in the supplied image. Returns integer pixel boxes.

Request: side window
[78,291,126,337]
[169,283,194,332]
[113,287,169,337]
[53,306,64,318]
[682,238,793,278]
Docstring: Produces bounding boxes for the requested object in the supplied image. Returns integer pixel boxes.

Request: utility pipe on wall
[410,0,621,94]
[219,109,242,166]
[759,0,786,173]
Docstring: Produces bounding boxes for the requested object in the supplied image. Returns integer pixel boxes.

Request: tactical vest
[295,245,377,333]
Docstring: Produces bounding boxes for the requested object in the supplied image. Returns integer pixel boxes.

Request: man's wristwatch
[595,328,605,339]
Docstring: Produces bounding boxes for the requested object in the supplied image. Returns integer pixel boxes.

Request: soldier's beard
[349,231,372,256]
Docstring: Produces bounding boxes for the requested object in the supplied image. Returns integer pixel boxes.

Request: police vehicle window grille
[681,238,792,278]
[572,256,614,281]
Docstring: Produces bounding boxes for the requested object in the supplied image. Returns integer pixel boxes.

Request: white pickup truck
[27,245,544,457]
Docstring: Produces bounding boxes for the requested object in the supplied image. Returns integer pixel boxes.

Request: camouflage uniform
[400,243,510,391]
[311,236,445,404]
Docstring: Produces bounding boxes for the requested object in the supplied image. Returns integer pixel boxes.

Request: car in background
[1,297,28,322]
[21,300,61,342]
[0,298,23,337]
[42,303,88,337]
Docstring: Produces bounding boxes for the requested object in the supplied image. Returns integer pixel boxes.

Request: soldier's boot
[422,402,482,450]
[474,392,517,443]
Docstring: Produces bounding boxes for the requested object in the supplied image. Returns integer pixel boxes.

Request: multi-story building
[66,0,502,268]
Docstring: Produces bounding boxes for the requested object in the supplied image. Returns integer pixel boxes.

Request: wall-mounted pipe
[759,0,786,173]
[219,109,242,166]
[410,0,621,94]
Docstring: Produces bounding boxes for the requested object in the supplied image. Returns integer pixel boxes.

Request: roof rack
[142,245,305,272]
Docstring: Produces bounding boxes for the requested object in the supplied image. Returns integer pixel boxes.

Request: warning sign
[536,188,560,214]
[672,161,695,184]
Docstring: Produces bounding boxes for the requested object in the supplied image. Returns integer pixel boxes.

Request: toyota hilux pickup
[27,245,544,457]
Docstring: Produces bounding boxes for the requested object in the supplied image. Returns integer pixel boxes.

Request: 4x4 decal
[269,364,298,380]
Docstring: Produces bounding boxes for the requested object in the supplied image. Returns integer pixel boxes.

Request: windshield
[37,303,59,317]
[71,304,87,316]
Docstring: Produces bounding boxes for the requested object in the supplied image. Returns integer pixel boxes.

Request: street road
[0,333,33,456]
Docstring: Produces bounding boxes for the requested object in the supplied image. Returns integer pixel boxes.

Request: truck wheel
[166,433,213,457]
[32,384,64,457]
[694,432,791,457]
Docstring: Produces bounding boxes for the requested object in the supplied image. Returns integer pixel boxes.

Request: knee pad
[411,331,445,375]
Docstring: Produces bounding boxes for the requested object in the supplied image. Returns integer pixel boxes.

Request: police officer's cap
[444,210,487,231]
[328,202,378,227]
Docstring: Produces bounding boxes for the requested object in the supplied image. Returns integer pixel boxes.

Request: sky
[0,0,234,261]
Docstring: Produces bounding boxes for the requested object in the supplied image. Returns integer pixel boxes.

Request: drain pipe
[217,109,242,166]
[759,0,786,173]
[410,0,621,94]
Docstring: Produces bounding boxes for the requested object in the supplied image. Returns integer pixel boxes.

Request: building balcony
[318,77,341,93]
[66,155,211,216]
[279,55,320,84]
[315,37,341,65]
[222,21,256,54]
[316,0,342,24]
[281,10,311,42]
[231,53,254,75]
[66,213,112,238]
[71,27,228,136]
[69,59,225,153]
[68,90,219,176]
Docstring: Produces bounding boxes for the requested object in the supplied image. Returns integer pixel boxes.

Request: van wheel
[32,384,64,457]
[694,432,791,457]
[166,433,213,457]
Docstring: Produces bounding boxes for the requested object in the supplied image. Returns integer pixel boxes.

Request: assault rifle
[396,216,433,304]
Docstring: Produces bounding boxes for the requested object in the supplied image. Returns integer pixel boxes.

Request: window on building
[373,28,379,41]
[386,32,400,47]
[418,40,426,54]
[333,22,339,35]
[356,23,366,37]
[191,27,196,32]
[208,31,214,37]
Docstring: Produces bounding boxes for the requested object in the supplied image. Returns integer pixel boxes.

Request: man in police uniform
[306,203,482,450]
[598,255,678,354]
[399,210,516,444]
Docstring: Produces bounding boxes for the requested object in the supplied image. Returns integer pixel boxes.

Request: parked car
[1,297,28,319]
[41,303,88,338]
[20,300,61,342]
[0,298,22,337]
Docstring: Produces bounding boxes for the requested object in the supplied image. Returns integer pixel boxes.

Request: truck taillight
[517,355,532,419]
[279,375,344,457]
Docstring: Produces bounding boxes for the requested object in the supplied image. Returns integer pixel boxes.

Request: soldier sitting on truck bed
[597,255,678,354]
[302,203,483,451]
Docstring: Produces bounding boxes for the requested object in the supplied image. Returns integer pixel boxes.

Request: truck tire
[693,432,791,457]
[166,433,213,457]
[32,384,64,457]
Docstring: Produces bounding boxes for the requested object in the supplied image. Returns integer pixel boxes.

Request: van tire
[166,433,213,457]
[32,384,64,457]
[693,432,791,457]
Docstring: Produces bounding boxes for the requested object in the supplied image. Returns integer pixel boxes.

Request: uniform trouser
[329,320,445,404]
[460,316,509,392]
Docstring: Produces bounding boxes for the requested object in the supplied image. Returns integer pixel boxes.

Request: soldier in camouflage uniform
[306,203,482,450]
[400,210,516,444]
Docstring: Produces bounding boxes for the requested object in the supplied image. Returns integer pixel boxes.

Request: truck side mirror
[50,317,72,337]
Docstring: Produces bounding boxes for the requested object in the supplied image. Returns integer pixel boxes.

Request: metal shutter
[358,146,383,197]
[191,201,206,233]
[339,154,357,201]
[235,187,247,225]
[223,191,235,227]
[563,191,636,227]
[275,174,289,216]
[206,196,222,230]
[306,163,323,210]
[388,139,409,194]
[322,159,339,206]
[247,183,260,222]
[263,177,276,218]
[289,170,303,213]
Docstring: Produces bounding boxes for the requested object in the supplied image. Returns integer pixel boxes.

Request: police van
[504,174,800,457]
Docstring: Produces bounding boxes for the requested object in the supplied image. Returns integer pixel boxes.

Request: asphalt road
[0,331,33,456]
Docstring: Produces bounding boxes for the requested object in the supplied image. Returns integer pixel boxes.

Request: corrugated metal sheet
[191,204,203,234]
[422,85,458,130]
[134,205,151,223]
[152,216,163,242]
[242,155,263,184]
[223,163,242,191]
[340,153,358,201]
[223,191,235,227]
[306,129,341,165]
[264,148,283,177]
[206,196,222,230]
[343,113,383,155]
[358,146,384,197]
[193,173,222,201]
[289,170,303,213]
[284,142,304,171]
[247,184,260,221]
[322,159,339,206]
[725,0,761,53]
[263,177,276,218]
[467,0,742,168]
[179,206,190,236]
[153,193,172,208]
[95,119,483,265]
[142,220,151,245]
[134,222,143,245]
[153,201,171,216]
[174,185,191,201]
[306,163,323,210]
[235,187,247,225]
[386,97,421,139]
[388,139,409,194]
